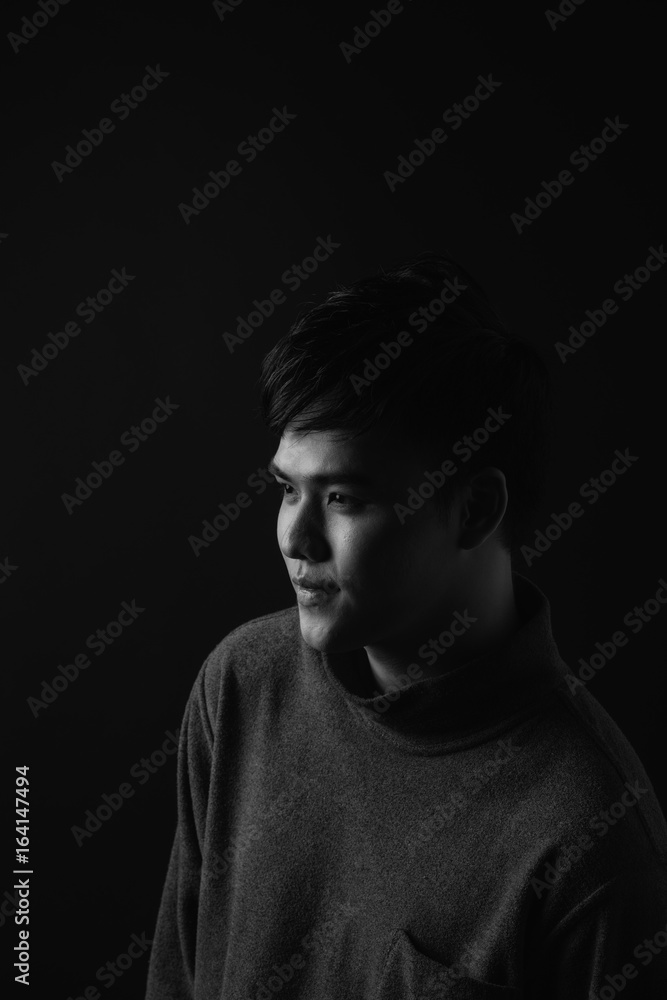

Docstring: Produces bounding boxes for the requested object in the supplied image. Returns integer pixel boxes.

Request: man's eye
[328,493,361,508]
[273,481,295,499]
[273,483,361,509]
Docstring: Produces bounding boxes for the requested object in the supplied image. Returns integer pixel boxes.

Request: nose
[278,498,329,563]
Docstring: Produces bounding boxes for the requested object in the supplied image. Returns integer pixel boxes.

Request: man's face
[269,423,467,655]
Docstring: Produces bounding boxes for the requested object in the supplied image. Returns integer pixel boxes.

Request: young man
[145,252,667,999]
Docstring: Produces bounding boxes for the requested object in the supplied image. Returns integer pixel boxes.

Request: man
[145,251,667,998]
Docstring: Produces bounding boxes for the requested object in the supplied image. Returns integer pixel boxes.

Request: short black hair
[258,250,553,555]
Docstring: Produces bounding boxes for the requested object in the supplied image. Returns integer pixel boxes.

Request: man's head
[258,250,552,656]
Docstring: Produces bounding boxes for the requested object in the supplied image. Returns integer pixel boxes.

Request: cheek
[351,513,451,582]
[276,505,291,549]
[334,516,426,582]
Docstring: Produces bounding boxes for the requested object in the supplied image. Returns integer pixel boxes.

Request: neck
[364,558,520,695]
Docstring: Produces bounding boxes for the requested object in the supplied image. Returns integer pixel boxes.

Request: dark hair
[258,250,552,554]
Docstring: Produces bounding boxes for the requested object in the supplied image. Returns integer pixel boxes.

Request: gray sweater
[145,573,667,998]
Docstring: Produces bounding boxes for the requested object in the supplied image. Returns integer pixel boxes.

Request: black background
[3,1,666,996]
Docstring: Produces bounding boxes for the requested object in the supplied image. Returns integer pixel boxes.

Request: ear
[456,467,508,549]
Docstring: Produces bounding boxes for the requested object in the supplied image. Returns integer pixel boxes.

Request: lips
[292,576,339,594]
[292,580,339,609]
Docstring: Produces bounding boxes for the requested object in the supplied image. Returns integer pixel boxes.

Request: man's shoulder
[195,605,302,717]
[513,683,667,865]
[547,681,656,800]
[206,604,301,673]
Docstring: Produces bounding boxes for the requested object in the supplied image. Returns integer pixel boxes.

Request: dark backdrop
[3,1,666,996]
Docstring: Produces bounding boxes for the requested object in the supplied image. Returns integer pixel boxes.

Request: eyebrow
[267,458,377,488]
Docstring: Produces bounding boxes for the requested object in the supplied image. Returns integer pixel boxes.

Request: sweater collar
[312,572,568,754]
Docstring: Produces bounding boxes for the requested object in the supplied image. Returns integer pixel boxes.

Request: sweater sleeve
[144,660,215,1000]
[524,865,667,999]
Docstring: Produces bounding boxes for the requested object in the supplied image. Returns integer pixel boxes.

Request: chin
[298,614,360,654]
[298,621,336,652]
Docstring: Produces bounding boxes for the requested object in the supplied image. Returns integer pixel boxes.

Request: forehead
[270,424,422,487]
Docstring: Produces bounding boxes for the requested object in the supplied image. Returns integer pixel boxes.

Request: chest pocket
[374,928,520,999]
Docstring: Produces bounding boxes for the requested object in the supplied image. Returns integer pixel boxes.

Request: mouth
[291,576,340,607]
